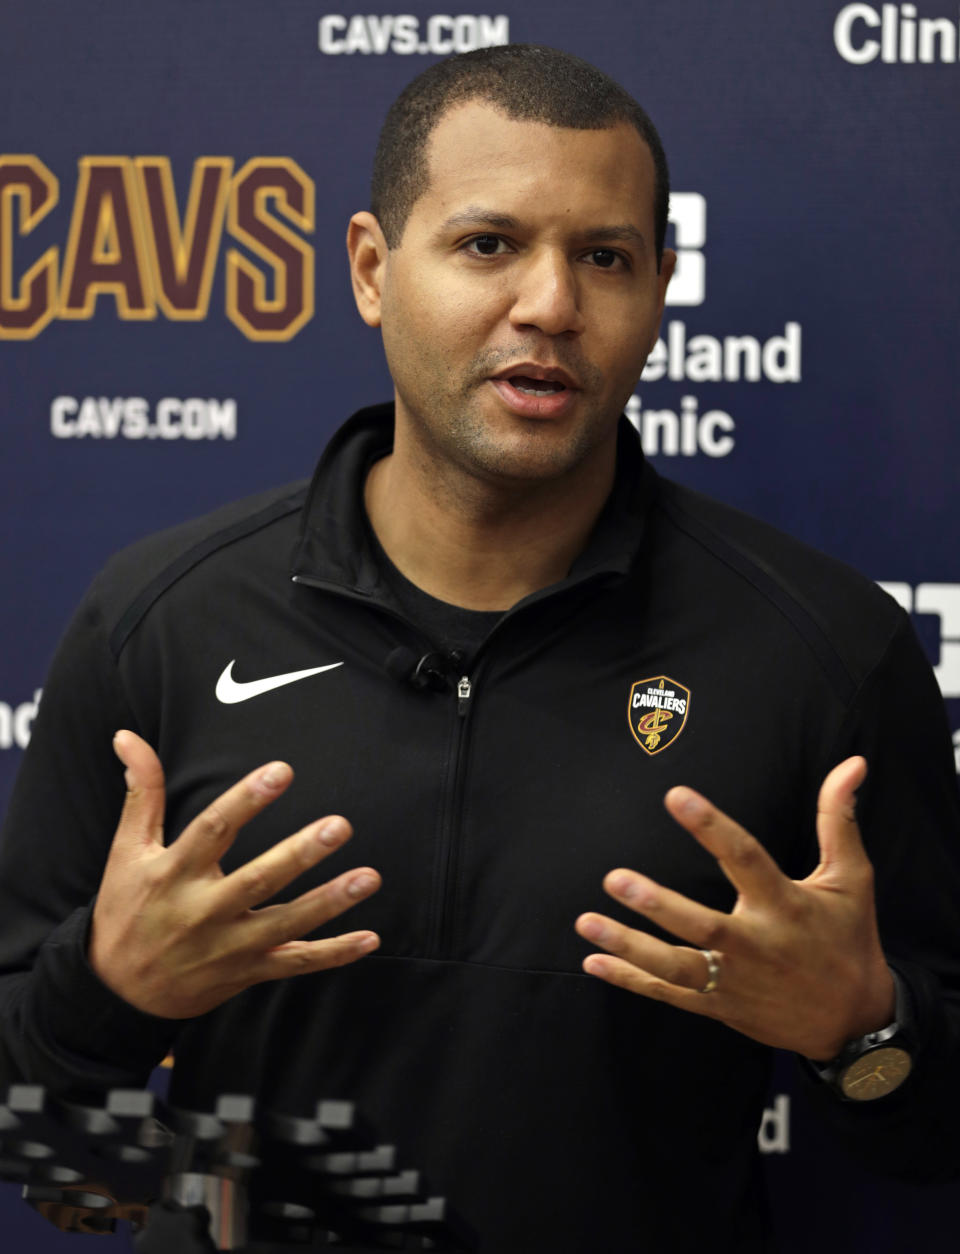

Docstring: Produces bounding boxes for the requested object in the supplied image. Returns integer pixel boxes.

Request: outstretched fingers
[213,816,367,916]
[166,760,297,874]
[248,866,381,948]
[576,919,724,1018]
[254,929,381,983]
[576,911,714,991]
[581,955,726,1019]
[599,868,733,953]
[242,864,384,980]
[815,756,870,879]
[664,786,788,904]
[112,730,168,851]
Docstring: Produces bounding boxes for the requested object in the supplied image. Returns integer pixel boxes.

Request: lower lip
[488,378,577,419]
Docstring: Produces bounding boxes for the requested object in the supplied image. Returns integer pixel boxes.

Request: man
[1,45,959,1253]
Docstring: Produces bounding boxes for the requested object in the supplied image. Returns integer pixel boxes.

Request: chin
[457,429,607,485]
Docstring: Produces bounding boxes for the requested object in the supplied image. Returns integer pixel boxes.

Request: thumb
[112,729,166,849]
[815,755,869,879]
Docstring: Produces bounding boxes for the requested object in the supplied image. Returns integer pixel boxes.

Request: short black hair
[371,44,670,269]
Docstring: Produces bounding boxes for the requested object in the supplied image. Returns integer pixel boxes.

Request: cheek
[427,271,505,335]
[384,268,471,343]
[590,328,655,385]
[594,296,664,376]
[381,287,434,372]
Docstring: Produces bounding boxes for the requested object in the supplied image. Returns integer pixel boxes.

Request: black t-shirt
[367,524,503,660]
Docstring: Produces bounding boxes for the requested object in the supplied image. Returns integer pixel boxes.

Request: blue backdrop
[1,1,958,1249]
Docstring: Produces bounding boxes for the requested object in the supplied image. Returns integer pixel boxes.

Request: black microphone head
[385,647,452,692]
[413,652,452,692]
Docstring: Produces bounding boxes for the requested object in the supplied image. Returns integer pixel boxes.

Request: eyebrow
[439,209,521,234]
[438,207,648,249]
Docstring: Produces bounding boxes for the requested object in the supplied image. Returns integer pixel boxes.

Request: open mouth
[488,368,578,418]
[507,375,567,397]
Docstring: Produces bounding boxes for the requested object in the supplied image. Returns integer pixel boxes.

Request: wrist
[808,969,915,1101]
[844,962,897,1046]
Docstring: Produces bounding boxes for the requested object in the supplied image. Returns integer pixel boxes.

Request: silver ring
[699,949,720,994]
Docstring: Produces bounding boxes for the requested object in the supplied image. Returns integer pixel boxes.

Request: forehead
[412,100,656,235]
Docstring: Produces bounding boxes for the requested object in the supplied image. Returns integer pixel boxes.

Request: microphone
[386,647,464,693]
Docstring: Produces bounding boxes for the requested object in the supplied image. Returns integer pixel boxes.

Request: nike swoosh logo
[215,659,343,704]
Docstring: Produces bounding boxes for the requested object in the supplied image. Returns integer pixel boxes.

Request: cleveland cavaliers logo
[628,676,691,756]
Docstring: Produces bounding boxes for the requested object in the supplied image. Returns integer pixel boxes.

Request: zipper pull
[457,676,472,716]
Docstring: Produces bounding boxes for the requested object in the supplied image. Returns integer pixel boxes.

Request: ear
[346,211,389,328]
[649,247,677,351]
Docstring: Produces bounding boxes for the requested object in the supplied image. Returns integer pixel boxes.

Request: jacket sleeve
[0,577,179,1096]
[797,611,960,1181]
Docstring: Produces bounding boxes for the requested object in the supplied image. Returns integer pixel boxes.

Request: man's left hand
[575,756,895,1060]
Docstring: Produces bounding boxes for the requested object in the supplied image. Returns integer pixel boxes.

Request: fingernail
[357,933,379,952]
[610,873,637,900]
[316,817,348,847]
[673,788,707,819]
[259,762,289,791]
[611,873,657,907]
[347,873,378,898]
[579,917,607,942]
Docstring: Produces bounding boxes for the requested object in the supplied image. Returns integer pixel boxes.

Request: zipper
[429,671,476,955]
[293,572,478,959]
[456,675,472,716]
[292,570,610,958]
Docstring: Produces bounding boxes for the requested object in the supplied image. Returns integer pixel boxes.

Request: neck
[364,417,617,611]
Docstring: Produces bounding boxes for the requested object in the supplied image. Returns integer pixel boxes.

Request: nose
[509,249,586,338]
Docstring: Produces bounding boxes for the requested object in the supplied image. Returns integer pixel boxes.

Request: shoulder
[92,480,309,657]
[650,475,907,695]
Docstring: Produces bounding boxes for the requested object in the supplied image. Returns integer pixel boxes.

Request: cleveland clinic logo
[878,583,960,699]
[628,193,803,460]
[834,3,960,62]
[0,691,41,751]
[665,193,706,307]
[875,581,960,774]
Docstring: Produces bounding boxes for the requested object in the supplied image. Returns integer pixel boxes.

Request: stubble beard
[401,345,618,492]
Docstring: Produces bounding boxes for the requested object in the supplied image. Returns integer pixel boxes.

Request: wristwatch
[814,971,915,1102]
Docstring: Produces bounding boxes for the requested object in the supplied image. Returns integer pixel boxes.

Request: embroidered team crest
[628,676,691,756]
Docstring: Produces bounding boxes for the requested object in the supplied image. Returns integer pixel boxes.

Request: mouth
[487,364,580,419]
[507,375,568,397]
[491,364,579,391]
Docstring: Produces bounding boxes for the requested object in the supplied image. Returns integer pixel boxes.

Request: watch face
[840,1046,912,1101]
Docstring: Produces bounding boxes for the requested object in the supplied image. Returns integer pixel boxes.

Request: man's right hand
[87,730,381,1019]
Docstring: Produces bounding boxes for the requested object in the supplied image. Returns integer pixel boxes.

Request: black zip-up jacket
[2,406,959,1251]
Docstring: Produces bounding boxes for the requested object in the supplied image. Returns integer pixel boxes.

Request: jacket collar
[291,402,658,596]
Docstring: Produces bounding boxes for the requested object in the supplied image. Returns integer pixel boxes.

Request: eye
[463,234,510,257]
[585,248,627,270]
